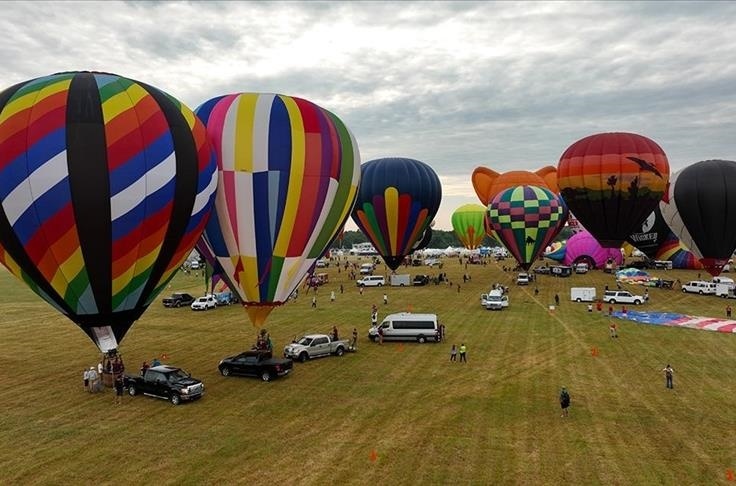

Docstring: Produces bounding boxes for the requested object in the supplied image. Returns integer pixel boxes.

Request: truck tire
[299,352,308,363]
[682,288,687,293]
[128,385,137,396]
[417,335,426,344]
[378,283,383,287]
[335,346,344,357]
[608,299,616,304]
[220,367,231,377]
[699,290,704,295]
[261,371,271,382]
[576,298,582,303]
[170,393,181,406]
[634,299,642,305]
[371,335,379,343]
[175,301,181,308]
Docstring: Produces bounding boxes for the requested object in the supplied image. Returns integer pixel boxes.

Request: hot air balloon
[655,232,703,270]
[626,207,671,259]
[659,160,736,276]
[451,204,486,249]
[557,132,670,248]
[472,166,558,206]
[351,157,442,271]
[0,72,216,352]
[562,231,623,269]
[488,185,566,270]
[196,93,360,327]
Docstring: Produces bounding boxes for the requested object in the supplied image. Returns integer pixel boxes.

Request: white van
[682,281,716,295]
[369,312,440,343]
[574,263,590,274]
[357,275,385,287]
[571,287,596,302]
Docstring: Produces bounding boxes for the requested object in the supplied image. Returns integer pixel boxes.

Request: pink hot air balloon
[563,231,623,269]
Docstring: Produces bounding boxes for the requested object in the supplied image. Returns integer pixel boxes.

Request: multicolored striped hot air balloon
[195,93,360,327]
[351,157,442,271]
[488,185,566,271]
[654,232,703,270]
[0,72,216,352]
[557,132,670,248]
[451,204,486,249]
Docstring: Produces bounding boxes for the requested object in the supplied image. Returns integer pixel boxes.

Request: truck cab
[125,366,204,405]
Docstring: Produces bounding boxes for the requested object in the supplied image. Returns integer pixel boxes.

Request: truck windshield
[167,369,190,381]
[297,337,313,346]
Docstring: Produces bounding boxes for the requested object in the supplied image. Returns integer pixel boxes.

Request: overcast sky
[2,1,734,230]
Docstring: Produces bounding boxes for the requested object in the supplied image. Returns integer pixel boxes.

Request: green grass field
[1,258,735,485]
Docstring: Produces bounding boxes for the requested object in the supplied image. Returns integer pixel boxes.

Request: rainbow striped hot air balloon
[0,71,216,352]
[351,157,442,271]
[196,93,360,327]
[488,185,566,271]
[451,204,486,250]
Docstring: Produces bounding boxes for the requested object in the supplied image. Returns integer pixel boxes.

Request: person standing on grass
[459,343,467,363]
[663,364,674,389]
[312,296,317,308]
[330,290,335,302]
[114,373,124,404]
[609,322,618,338]
[560,387,570,417]
[371,309,378,328]
[83,368,90,392]
[383,293,388,305]
[450,344,457,362]
[554,294,560,306]
[727,305,732,319]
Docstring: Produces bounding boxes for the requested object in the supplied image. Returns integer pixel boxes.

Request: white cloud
[1,0,735,230]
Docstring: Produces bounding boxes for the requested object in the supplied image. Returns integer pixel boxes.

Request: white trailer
[716,283,736,298]
[390,274,411,287]
[571,287,596,302]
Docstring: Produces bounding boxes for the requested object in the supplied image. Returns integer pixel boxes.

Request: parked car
[604,290,645,305]
[283,334,351,362]
[189,261,201,270]
[533,266,551,274]
[516,273,530,285]
[191,295,217,310]
[682,281,717,295]
[551,265,573,277]
[482,293,509,310]
[413,274,430,286]
[425,258,442,267]
[359,263,375,275]
[162,292,195,308]
[218,350,293,381]
[574,263,589,274]
[369,312,441,343]
[653,260,673,270]
[315,259,330,268]
[214,291,238,306]
[357,275,385,287]
[125,365,204,405]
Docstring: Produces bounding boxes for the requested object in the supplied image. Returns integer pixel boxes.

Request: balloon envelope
[0,72,216,351]
[562,231,623,268]
[196,93,360,326]
[451,204,486,249]
[659,160,736,276]
[655,232,703,270]
[351,157,442,271]
[626,207,671,259]
[472,166,558,206]
[558,132,670,248]
[488,185,566,271]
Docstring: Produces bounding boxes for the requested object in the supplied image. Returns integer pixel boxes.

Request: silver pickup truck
[283,334,350,362]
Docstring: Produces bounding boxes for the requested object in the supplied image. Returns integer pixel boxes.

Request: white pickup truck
[283,334,351,362]
[480,290,509,310]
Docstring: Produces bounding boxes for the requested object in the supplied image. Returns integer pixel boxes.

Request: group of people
[449,343,467,362]
[82,354,127,403]
[254,329,274,352]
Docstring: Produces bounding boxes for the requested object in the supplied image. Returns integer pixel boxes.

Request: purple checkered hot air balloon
[488,185,566,271]
[0,72,217,352]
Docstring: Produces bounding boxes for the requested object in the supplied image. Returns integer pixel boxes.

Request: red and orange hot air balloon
[557,132,669,248]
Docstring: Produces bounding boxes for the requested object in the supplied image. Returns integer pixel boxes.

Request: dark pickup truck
[218,350,293,382]
[162,292,195,308]
[125,365,204,405]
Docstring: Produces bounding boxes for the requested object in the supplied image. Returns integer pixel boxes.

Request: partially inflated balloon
[558,132,669,248]
[451,204,486,249]
[659,160,736,276]
[0,72,216,351]
[351,158,441,271]
[196,93,360,326]
[562,231,623,269]
[488,185,566,270]
[655,232,703,270]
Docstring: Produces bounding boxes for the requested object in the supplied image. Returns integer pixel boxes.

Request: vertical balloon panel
[196,93,360,327]
[0,72,216,351]
[451,204,486,250]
